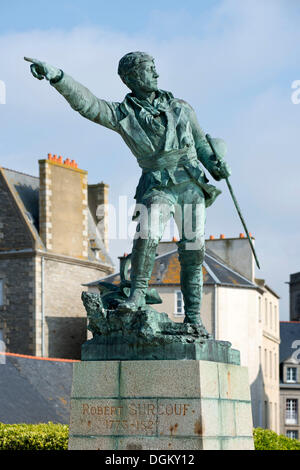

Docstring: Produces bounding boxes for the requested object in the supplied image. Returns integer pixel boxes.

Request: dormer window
[286,367,297,383]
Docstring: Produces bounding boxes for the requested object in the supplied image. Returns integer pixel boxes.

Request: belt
[137,147,198,172]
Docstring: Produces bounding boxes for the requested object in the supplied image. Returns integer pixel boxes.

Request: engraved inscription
[77,401,193,436]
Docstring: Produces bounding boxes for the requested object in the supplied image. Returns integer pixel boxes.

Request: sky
[0,0,299,319]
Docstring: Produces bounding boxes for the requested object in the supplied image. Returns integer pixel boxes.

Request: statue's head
[118,51,159,93]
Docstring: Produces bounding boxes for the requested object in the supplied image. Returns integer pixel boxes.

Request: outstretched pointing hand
[24,57,62,82]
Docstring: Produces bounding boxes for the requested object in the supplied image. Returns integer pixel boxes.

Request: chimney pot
[209,235,214,240]
[240,233,245,238]
[220,234,225,239]
[58,156,63,163]
[48,153,52,160]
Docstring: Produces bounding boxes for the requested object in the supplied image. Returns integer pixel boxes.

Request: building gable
[0,168,38,251]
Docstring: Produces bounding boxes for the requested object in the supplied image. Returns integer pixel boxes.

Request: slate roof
[0,354,74,424]
[280,321,300,364]
[3,168,40,232]
[1,167,113,267]
[86,247,257,289]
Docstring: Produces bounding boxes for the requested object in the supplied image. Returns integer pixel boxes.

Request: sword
[206,133,261,269]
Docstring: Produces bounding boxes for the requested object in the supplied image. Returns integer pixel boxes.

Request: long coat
[52,74,228,207]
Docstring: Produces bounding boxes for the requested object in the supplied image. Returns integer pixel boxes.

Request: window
[264,400,268,428]
[175,291,184,316]
[286,399,298,425]
[270,302,272,329]
[258,297,262,322]
[0,280,3,306]
[287,430,298,440]
[287,367,297,383]
[270,351,272,379]
[0,329,4,365]
[265,298,268,326]
[274,305,277,332]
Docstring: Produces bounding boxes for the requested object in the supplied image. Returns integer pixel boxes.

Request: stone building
[279,308,300,439]
[0,155,113,359]
[289,272,300,321]
[87,235,280,432]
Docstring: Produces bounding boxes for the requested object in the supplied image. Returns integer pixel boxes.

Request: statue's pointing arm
[188,104,231,180]
[25,57,120,131]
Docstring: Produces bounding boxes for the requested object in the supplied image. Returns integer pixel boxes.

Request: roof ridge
[205,251,257,287]
[88,246,256,287]
[280,321,300,323]
[1,166,39,180]
[0,351,79,362]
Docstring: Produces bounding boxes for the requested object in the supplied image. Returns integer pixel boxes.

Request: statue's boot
[117,238,158,312]
[180,263,203,324]
[178,248,211,337]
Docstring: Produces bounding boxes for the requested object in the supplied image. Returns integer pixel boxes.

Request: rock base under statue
[68,360,254,450]
[81,293,240,364]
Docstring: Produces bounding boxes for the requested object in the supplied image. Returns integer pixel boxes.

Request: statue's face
[133,60,159,92]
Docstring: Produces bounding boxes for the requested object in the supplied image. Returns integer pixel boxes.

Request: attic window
[26,211,33,224]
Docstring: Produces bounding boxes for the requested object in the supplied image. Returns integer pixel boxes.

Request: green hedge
[1,423,300,450]
[0,422,68,450]
[253,428,300,450]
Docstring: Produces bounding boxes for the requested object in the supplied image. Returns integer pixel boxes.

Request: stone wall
[280,387,300,437]
[0,254,35,355]
[206,237,255,282]
[36,255,109,359]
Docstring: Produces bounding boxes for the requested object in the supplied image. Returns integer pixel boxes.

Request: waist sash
[137,147,198,172]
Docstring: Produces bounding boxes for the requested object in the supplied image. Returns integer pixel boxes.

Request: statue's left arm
[188,104,231,180]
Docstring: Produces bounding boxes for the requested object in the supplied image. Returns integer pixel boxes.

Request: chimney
[289,272,300,321]
[205,234,256,282]
[88,182,109,251]
[39,155,88,259]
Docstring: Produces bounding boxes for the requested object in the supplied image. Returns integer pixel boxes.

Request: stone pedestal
[68,360,254,450]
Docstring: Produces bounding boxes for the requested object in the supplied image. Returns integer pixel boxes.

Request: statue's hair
[118,51,154,79]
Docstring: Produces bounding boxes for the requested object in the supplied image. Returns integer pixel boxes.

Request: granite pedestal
[68,360,254,450]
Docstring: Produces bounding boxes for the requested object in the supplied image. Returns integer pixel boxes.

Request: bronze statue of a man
[25,52,231,325]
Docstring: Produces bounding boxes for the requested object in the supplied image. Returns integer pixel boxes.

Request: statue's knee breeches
[135,193,174,243]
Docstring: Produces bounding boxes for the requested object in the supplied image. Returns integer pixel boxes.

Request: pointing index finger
[24,57,41,65]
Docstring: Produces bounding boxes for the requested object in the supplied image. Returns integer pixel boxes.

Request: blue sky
[0,0,220,36]
[0,0,299,319]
